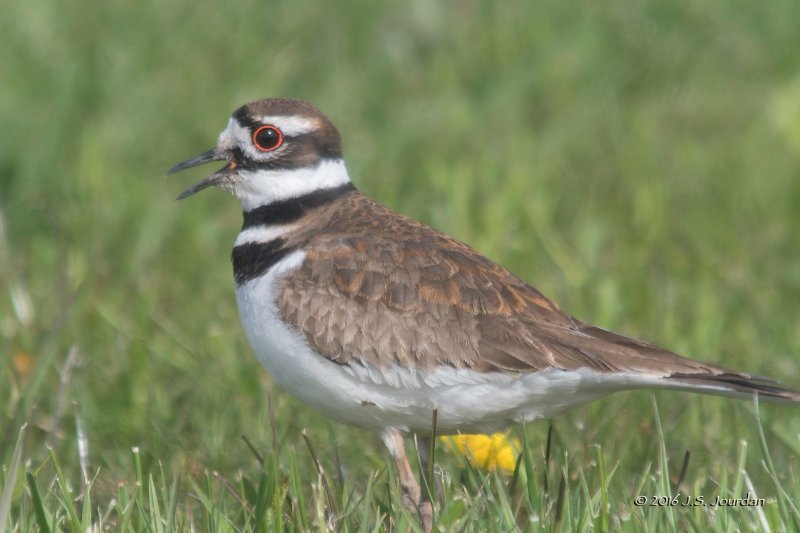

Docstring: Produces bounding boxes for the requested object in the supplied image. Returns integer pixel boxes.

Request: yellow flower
[441,433,521,473]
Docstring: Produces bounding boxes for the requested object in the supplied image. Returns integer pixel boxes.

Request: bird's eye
[252,125,283,152]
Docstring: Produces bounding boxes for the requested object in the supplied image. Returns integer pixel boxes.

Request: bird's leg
[415,435,434,528]
[382,431,432,532]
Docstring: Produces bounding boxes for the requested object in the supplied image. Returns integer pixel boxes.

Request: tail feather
[573,323,800,406]
[663,371,800,406]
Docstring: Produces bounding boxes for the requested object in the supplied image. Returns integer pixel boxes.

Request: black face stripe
[232,147,341,173]
[293,131,342,160]
[231,130,343,171]
[232,108,262,131]
[232,238,293,286]
[242,182,356,229]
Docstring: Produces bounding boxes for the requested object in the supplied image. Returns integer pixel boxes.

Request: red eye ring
[252,125,284,152]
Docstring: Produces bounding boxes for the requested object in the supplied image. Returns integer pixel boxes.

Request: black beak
[167,148,232,200]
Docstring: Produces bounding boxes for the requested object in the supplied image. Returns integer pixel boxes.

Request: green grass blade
[651,397,677,532]
[594,444,608,533]
[0,423,26,531]
[752,395,800,529]
[48,446,82,529]
[26,472,51,533]
[520,424,537,513]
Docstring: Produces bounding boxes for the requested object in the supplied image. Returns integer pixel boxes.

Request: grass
[2,0,800,530]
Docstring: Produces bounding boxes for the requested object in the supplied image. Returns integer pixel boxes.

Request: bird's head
[168,98,349,210]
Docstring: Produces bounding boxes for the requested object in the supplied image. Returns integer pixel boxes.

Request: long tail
[570,323,800,406]
[661,371,800,406]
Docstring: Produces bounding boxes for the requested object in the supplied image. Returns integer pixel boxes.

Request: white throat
[234,159,351,211]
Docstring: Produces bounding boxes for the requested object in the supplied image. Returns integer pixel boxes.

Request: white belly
[235,251,655,434]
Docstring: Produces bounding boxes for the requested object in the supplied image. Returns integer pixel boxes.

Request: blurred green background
[2,0,800,529]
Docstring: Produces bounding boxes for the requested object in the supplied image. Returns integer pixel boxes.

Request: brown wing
[276,193,770,381]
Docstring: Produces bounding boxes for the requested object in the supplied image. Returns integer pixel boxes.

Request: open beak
[166,148,233,200]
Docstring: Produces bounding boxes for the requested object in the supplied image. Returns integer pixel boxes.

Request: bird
[168,97,800,530]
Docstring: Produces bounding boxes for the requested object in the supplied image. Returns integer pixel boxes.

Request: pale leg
[382,431,432,532]
[415,435,434,528]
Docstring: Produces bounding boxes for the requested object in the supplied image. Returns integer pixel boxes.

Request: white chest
[234,250,396,430]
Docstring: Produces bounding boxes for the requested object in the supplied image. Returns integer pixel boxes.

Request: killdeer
[169,98,799,529]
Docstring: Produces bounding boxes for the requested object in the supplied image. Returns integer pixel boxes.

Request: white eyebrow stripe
[258,115,320,137]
